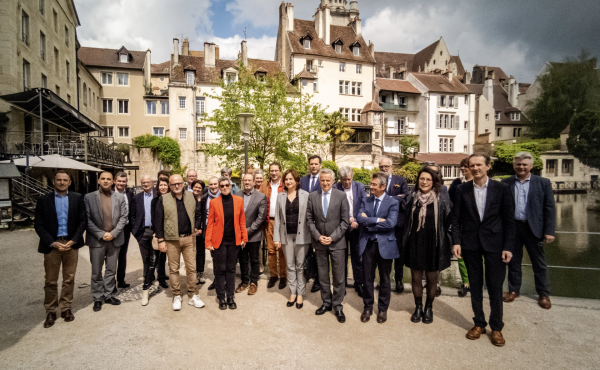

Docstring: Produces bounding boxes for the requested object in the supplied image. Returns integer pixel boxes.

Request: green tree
[133,134,181,168]
[526,51,600,138]
[397,162,421,184]
[321,160,339,181]
[400,136,420,164]
[494,141,544,174]
[202,62,326,171]
[567,109,600,168]
[322,111,354,162]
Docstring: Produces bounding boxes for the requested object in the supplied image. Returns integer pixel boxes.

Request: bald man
[186,170,198,192]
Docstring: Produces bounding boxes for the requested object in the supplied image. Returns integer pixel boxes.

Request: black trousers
[507,221,550,297]
[143,250,166,289]
[316,248,346,310]
[345,228,363,289]
[392,226,405,283]
[362,240,393,312]
[239,241,261,285]
[213,242,240,300]
[307,247,320,285]
[196,235,206,273]
[138,229,166,282]
[463,247,506,332]
[116,228,131,283]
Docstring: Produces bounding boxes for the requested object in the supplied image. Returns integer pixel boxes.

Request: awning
[12,154,103,172]
[0,163,22,178]
[0,88,102,133]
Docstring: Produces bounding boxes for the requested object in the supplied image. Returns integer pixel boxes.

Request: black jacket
[34,191,87,254]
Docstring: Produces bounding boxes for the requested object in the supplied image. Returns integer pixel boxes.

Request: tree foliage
[322,111,354,161]
[321,160,339,180]
[202,61,326,171]
[493,141,546,174]
[352,167,378,186]
[526,51,600,138]
[397,162,421,184]
[133,134,181,167]
[400,136,420,164]
[567,109,600,169]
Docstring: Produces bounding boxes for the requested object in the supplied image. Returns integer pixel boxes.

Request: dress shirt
[386,174,393,193]
[514,174,531,221]
[310,175,318,192]
[269,180,280,217]
[473,177,489,221]
[374,193,386,220]
[55,191,69,237]
[343,186,353,218]
[322,190,331,217]
[143,190,153,227]
[187,186,193,192]
[243,188,254,209]
[116,188,129,225]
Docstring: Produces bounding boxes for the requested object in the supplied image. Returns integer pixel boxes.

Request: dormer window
[120,54,128,63]
[255,72,266,83]
[335,44,342,54]
[226,72,237,84]
[186,71,194,85]
[300,33,313,51]
[353,46,360,56]
[304,39,311,49]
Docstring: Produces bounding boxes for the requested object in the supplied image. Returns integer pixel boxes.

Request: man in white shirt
[186,170,198,192]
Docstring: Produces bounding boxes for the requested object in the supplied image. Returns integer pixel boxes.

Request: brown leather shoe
[267,277,278,289]
[538,295,552,310]
[61,309,75,322]
[491,331,506,347]
[466,326,486,340]
[44,312,57,328]
[503,291,520,303]
[235,283,249,293]
[247,283,258,295]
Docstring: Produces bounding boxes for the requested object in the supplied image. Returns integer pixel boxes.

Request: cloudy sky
[74,0,600,83]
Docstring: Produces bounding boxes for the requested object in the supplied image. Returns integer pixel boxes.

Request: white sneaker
[172,295,182,311]
[189,294,205,308]
[141,290,149,306]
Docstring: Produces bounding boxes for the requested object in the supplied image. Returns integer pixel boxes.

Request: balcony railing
[386,128,414,135]
[379,102,408,111]
[305,64,318,74]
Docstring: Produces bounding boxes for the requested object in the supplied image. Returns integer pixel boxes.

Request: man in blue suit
[357,172,399,324]
[301,155,323,292]
[502,152,556,310]
[334,166,367,297]
[378,156,409,293]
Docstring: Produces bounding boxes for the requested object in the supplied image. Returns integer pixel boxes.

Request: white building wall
[427,93,473,154]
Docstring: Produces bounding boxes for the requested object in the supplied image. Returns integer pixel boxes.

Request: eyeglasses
[170,183,183,187]
[419,178,433,183]
[219,184,231,189]
[379,165,391,169]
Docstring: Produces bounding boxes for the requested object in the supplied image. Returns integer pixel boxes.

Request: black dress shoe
[355,285,364,298]
[267,277,278,289]
[44,312,57,328]
[218,298,227,310]
[396,281,405,294]
[423,306,433,324]
[93,301,103,312]
[315,305,332,315]
[208,281,216,290]
[296,302,303,309]
[411,305,423,323]
[360,309,372,323]
[278,278,287,290]
[458,285,469,297]
[334,309,346,323]
[287,296,297,307]
[104,297,121,305]
[227,297,237,310]
[158,280,169,289]
[377,310,387,324]
[311,283,321,293]
[117,282,130,289]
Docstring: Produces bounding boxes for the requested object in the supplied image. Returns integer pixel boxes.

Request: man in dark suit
[300,155,323,293]
[306,169,350,323]
[502,152,556,309]
[334,166,367,297]
[452,153,515,347]
[357,172,399,324]
[34,170,87,328]
[379,156,409,293]
[114,171,134,289]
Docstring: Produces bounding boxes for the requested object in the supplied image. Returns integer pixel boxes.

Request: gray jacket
[306,188,349,251]
[235,189,267,243]
[84,190,128,248]
[273,189,311,245]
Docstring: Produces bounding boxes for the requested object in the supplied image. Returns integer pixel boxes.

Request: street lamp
[237,112,255,174]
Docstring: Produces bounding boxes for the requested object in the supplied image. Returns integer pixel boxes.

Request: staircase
[11,172,54,221]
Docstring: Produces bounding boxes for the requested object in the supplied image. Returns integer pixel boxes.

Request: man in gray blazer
[306,168,350,323]
[84,172,128,312]
[235,173,267,295]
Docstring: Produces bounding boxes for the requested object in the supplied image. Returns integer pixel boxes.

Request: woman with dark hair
[273,169,311,309]
[191,179,207,285]
[402,167,453,324]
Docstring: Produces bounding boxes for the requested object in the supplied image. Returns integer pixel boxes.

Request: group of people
[35,151,556,347]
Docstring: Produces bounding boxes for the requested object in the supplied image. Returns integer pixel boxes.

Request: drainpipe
[426,93,430,153]
[39,90,43,155]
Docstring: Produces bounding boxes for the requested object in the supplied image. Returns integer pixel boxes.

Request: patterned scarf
[416,189,437,231]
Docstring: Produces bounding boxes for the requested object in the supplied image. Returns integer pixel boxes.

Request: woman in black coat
[401,167,453,324]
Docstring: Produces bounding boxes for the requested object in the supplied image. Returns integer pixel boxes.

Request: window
[53,9,58,32]
[374,132,380,140]
[92,92,95,109]
[178,97,186,109]
[495,112,501,120]
[464,95,469,104]
[302,79,308,87]
[347,130,371,143]
[440,165,460,178]
[102,99,113,113]
[106,127,114,137]
[562,159,574,176]
[448,96,454,107]
[146,101,157,115]
[497,127,502,137]
[179,128,187,140]
[161,101,169,115]
[339,108,362,122]
[440,96,445,107]
[117,73,129,85]
[153,127,164,137]
[196,127,206,142]
[186,71,194,85]
[101,72,113,85]
[64,26,69,47]
[357,82,362,96]
[398,96,406,105]
[513,127,522,137]
[335,44,342,54]
[39,0,45,15]
[118,127,129,137]
[54,48,59,74]
[339,80,360,95]
[120,54,128,63]
[22,59,30,91]
[485,114,489,120]
[118,99,129,114]
[339,63,346,72]
[464,145,468,153]
[313,79,318,93]
[67,94,71,104]
[304,39,311,49]
[160,77,164,82]
[318,59,322,67]
[439,138,454,152]
[22,11,29,45]
[83,83,87,105]
[511,112,521,121]
[339,107,349,120]
[40,32,46,60]
[464,121,468,129]
[41,74,47,89]
[66,61,70,83]
[196,97,205,115]
[351,108,362,122]
[353,46,360,56]
[546,159,558,176]
[226,73,237,84]
[339,81,343,94]
[356,64,362,74]
[351,82,356,95]
[436,114,460,129]
[55,85,60,95]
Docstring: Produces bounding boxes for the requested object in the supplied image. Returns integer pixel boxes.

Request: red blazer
[205,195,248,249]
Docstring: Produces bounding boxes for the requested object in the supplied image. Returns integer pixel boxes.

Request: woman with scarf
[401,167,453,324]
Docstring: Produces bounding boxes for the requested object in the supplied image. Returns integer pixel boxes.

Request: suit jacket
[357,193,400,259]
[451,179,516,253]
[131,189,158,240]
[300,174,322,193]
[235,189,267,242]
[34,191,87,254]
[333,181,367,221]
[205,195,248,249]
[259,179,284,223]
[84,190,129,248]
[273,189,311,245]
[502,175,556,239]
[306,188,350,251]
[385,174,409,227]
[117,188,134,233]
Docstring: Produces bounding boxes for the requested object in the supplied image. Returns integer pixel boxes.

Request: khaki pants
[166,235,197,298]
[266,219,286,278]
[44,248,78,314]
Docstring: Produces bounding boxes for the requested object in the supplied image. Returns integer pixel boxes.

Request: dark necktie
[373,198,380,217]
[310,177,317,192]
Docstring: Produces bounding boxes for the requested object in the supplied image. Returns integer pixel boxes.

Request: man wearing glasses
[378,156,409,294]
[154,175,204,311]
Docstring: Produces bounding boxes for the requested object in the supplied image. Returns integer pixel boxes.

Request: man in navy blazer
[300,155,323,293]
[378,156,409,293]
[357,172,399,324]
[502,152,556,309]
[335,166,367,297]
[113,172,134,289]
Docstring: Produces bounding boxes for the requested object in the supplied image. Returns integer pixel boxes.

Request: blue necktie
[373,198,380,217]
[323,192,329,217]
[311,177,317,192]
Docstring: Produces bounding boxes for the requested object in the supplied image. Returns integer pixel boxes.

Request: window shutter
[436,114,440,128]
[437,96,441,108]
[455,115,460,129]
[446,95,450,107]
[455,97,459,108]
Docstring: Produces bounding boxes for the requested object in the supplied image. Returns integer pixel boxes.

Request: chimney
[389,66,395,79]
[323,5,331,45]
[173,38,179,66]
[350,17,362,37]
[286,3,294,31]
[491,70,496,81]
[144,49,151,87]
[314,8,323,39]
[204,42,215,68]
[483,66,488,82]
[215,45,220,60]
[508,76,518,107]
[241,40,248,68]
[463,72,471,84]
[483,77,494,105]
[446,71,453,81]
[182,38,190,56]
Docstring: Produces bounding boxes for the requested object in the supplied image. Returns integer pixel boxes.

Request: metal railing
[305,64,318,74]
[379,102,408,111]
[386,128,414,135]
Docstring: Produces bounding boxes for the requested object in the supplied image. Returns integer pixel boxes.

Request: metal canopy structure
[11,154,103,172]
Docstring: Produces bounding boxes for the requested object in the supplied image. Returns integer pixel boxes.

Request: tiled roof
[416,153,469,165]
[412,40,440,73]
[376,79,421,94]
[151,61,170,75]
[288,19,376,64]
[297,69,315,79]
[561,125,570,134]
[170,55,282,84]
[411,73,471,94]
[362,100,384,113]
[468,84,526,125]
[449,55,465,76]
[78,47,146,70]
[471,65,510,85]
[518,83,531,94]
[374,51,414,78]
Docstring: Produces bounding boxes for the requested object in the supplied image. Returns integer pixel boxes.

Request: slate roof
[471,65,510,85]
[411,73,471,94]
[376,79,421,94]
[412,40,440,73]
[78,47,146,70]
[467,84,527,125]
[374,51,414,78]
[518,83,531,94]
[151,61,170,75]
[362,101,384,113]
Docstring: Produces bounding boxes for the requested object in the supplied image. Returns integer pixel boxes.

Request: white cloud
[211,35,277,60]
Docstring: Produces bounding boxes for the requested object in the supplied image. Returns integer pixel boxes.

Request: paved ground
[1,229,599,369]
